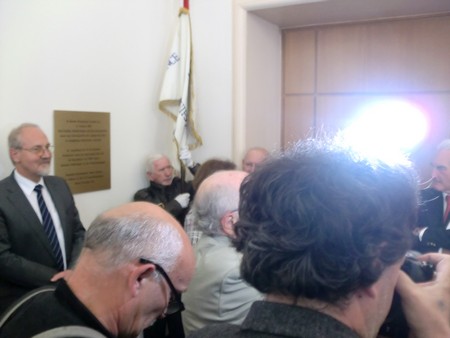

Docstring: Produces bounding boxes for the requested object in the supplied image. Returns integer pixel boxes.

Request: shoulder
[195,240,244,284]
[196,238,241,266]
[44,176,76,197]
[0,286,61,336]
[44,175,70,189]
[0,173,16,189]
[172,177,191,189]
[134,187,150,200]
[171,177,183,186]
[187,324,240,338]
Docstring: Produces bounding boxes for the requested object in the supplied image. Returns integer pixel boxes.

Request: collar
[55,280,115,338]
[14,170,45,195]
[241,301,360,338]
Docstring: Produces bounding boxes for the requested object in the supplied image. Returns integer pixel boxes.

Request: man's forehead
[435,149,450,164]
[20,127,48,143]
[245,149,267,160]
[153,157,171,168]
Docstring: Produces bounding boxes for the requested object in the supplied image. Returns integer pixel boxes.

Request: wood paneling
[283,30,316,94]
[317,16,450,93]
[283,95,315,147]
[282,15,450,180]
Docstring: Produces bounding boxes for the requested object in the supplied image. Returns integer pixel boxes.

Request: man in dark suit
[0,123,85,314]
[414,139,450,252]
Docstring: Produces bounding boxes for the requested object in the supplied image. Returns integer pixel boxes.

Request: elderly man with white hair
[134,153,198,225]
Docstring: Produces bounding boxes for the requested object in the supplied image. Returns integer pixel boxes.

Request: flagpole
[160,0,202,180]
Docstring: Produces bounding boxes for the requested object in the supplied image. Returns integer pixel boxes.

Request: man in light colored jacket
[182,170,262,334]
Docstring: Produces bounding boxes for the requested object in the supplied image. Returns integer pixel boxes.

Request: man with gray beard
[0,123,85,314]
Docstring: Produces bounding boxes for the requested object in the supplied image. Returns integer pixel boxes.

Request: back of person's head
[84,202,183,272]
[234,138,419,304]
[192,158,236,191]
[193,170,247,237]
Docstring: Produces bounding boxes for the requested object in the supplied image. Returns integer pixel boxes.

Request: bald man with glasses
[0,123,85,314]
[0,202,195,338]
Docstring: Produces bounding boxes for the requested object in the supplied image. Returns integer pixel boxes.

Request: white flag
[159,7,202,158]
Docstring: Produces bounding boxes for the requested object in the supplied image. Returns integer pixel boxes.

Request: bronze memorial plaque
[54,111,111,194]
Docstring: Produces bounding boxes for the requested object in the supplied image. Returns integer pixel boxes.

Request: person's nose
[431,168,439,180]
[41,148,52,158]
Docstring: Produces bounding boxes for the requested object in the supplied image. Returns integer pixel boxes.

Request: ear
[146,171,153,182]
[129,263,156,297]
[9,148,20,164]
[355,284,377,300]
[220,212,236,238]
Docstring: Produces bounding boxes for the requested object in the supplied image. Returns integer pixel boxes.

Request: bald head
[193,170,247,237]
[84,202,194,272]
[68,202,195,337]
[102,201,178,226]
[242,147,269,173]
[197,170,247,197]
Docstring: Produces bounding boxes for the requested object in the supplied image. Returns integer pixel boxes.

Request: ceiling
[250,0,450,29]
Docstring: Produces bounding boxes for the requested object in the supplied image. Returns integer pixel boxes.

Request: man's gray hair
[192,179,240,237]
[437,139,450,151]
[145,154,167,173]
[84,211,182,272]
[8,123,40,149]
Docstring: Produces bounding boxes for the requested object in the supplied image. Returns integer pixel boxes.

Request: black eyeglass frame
[17,144,54,155]
[139,258,185,314]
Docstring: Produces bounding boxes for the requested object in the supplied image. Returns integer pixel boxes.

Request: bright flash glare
[342,100,428,161]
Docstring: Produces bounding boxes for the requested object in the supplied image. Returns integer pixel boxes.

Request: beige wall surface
[283,15,450,179]
[233,0,282,163]
[245,12,282,153]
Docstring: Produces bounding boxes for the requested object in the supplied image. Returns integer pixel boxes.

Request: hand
[396,253,450,338]
[175,193,190,208]
[179,147,194,167]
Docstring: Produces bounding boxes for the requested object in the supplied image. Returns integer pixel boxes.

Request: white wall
[0,0,233,227]
[233,0,282,162]
[245,12,281,152]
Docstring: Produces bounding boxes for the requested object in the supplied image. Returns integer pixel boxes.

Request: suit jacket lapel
[444,195,450,227]
[5,173,54,256]
[43,177,69,252]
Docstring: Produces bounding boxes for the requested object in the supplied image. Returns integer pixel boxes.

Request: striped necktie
[34,184,64,271]
[444,195,450,225]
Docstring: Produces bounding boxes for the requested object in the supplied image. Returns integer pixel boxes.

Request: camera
[378,250,435,338]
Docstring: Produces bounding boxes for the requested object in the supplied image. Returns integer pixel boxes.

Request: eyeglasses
[139,258,185,314]
[18,144,54,156]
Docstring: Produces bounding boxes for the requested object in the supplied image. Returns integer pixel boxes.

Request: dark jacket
[133,177,194,225]
[0,173,85,313]
[414,188,450,252]
[187,301,360,338]
[0,280,112,338]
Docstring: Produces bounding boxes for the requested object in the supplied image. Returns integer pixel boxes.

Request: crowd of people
[1,122,450,338]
